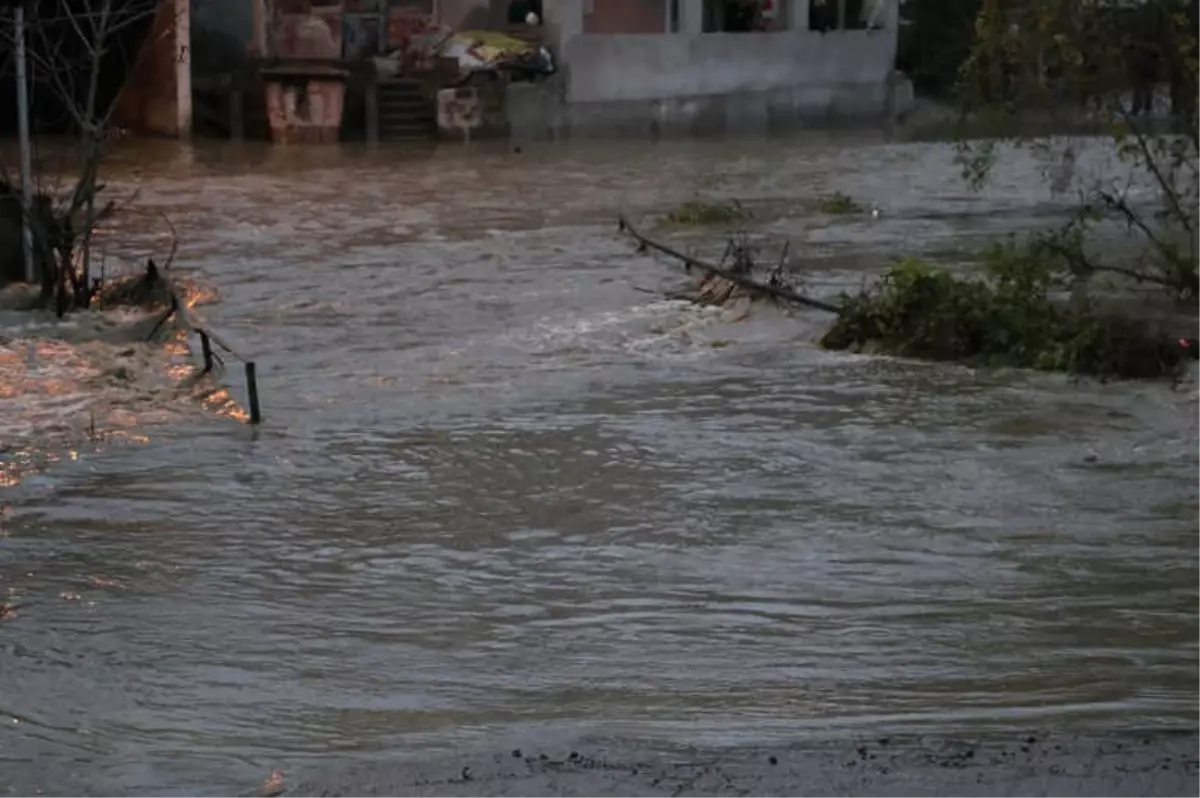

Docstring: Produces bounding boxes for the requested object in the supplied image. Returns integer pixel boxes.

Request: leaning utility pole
[13,1,35,283]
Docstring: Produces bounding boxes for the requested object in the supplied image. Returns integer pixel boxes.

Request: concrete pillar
[230,84,244,141]
[174,0,192,137]
[786,0,809,30]
[252,0,267,57]
[679,0,702,34]
[544,0,583,51]
[365,77,379,145]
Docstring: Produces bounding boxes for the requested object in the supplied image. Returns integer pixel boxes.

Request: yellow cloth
[444,30,533,61]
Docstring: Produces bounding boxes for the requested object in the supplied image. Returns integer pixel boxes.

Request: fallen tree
[618,216,840,314]
[618,217,1198,382]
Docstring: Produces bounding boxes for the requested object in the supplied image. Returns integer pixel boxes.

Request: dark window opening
[702,0,767,32]
[507,0,544,25]
[810,0,887,32]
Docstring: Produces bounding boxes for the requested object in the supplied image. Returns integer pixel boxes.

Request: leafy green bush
[821,254,1193,380]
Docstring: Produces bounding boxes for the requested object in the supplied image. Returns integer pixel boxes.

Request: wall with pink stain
[266,3,345,144]
[275,8,343,58]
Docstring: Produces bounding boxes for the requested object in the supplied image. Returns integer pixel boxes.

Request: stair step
[379,107,433,116]
[380,125,434,132]
[379,115,435,125]
[379,118,435,127]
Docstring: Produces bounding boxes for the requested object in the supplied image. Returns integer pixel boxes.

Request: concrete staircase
[377,79,436,141]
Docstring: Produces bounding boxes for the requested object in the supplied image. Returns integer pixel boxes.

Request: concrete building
[116,0,909,141]
[190,0,518,71]
[508,0,912,139]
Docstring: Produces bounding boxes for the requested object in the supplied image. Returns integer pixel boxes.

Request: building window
[702,0,782,32]
[810,0,888,32]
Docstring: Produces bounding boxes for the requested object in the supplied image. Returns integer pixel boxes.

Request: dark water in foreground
[0,135,1196,795]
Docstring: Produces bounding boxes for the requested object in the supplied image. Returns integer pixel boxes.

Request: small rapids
[0,274,244,489]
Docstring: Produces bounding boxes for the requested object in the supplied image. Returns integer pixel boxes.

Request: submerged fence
[156,273,262,425]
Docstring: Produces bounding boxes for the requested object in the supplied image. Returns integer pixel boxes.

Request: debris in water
[251,770,285,798]
[620,214,1198,381]
[617,216,840,314]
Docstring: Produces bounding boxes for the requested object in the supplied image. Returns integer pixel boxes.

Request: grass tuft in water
[818,191,868,215]
[663,199,747,226]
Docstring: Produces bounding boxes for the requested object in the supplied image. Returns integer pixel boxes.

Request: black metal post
[245,361,262,424]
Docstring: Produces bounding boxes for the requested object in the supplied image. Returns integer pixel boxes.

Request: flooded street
[1,135,1196,796]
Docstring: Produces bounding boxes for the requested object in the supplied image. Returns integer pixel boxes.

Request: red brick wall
[584,0,665,34]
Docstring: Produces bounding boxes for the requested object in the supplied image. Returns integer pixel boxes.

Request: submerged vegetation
[623,216,1196,382]
[663,199,747,226]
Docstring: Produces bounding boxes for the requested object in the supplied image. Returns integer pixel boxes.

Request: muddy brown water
[0,134,1196,796]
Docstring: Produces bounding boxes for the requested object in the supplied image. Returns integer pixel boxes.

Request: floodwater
[0,134,1196,796]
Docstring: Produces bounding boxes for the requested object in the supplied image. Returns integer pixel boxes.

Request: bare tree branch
[0,0,162,312]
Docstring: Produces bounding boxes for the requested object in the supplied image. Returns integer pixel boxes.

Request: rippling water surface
[0,134,1196,795]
